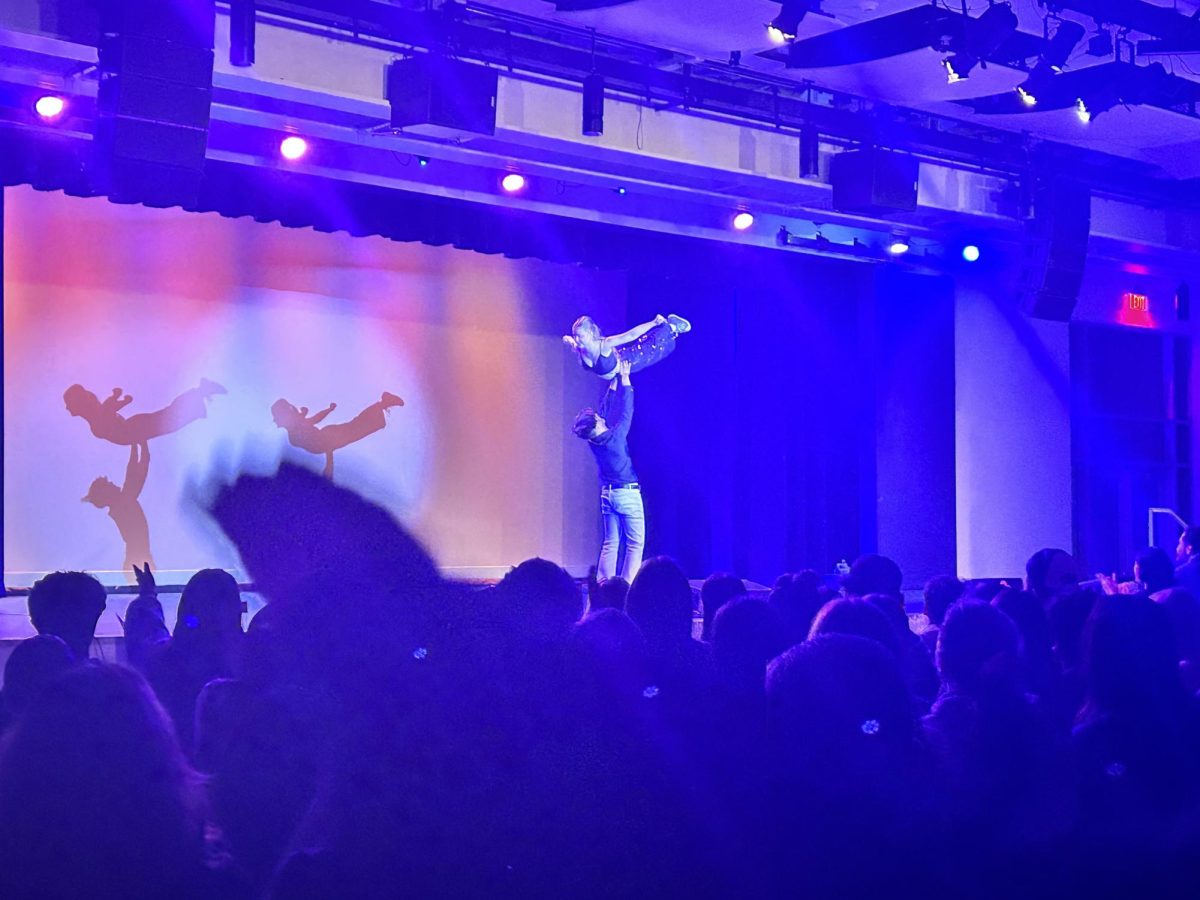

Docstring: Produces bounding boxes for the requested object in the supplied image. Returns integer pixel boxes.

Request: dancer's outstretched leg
[312,392,404,454]
[123,379,226,443]
[618,317,689,374]
[667,314,691,334]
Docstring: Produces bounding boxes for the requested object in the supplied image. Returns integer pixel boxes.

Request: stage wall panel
[3,186,624,584]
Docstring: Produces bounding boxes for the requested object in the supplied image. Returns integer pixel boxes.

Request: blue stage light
[962,244,980,262]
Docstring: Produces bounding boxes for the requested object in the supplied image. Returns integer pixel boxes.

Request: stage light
[615,187,627,195]
[501,172,527,193]
[582,72,605,136]
[279,136,308,160]
[887,236,910,255]
[1073,91,1118,124]
[798,122,820,177]
[943,3,1018,82]
[732,211,755,230]
[230,0,256,68]
[943,55,976,84]
[417,156,429,167]
[962,244,981,262]
[35,95,66,120]
[768,0,810,43]
[1014,21,1083,108]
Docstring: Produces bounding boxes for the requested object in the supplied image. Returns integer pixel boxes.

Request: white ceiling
[480,0,1200,177]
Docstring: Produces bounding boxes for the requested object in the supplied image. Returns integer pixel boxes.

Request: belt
[603,482,640,490]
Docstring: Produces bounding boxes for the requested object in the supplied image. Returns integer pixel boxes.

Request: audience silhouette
[4,469,1200,898]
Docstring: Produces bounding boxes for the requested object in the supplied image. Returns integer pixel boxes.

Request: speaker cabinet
[1019,182,1090,322]
[830,149,919,214]
[387,56,498,140]
[92,0,215,206]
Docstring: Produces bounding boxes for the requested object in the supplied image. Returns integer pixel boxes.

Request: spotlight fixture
[1075,82,1121,124]
[1014,20,1084,107]
[732,211,755,231]
[767,0,811,43]
[417,156,429,167]
[229,0,256,68]
[887,235,910,255]
[798,122,820,177]
[943,2,1018,83]
[279,135,308,160]
[501,172,527,193]
[582,72,605,137]
[1074,62,1168,124]
[943,56,975,84]
[34,95,66,120]
[962,244,981,262]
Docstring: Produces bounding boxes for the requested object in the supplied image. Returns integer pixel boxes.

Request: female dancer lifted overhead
[564,313,691,380]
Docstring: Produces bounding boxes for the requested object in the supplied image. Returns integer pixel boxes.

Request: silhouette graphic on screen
[271,392,405,478]
[63,379,226,445]
[82,442,154,572]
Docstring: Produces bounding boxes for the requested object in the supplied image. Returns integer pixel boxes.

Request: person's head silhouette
[270,399,303,429]
[82,476,121,508]
[62,384,100,418]
[26,571,108,663]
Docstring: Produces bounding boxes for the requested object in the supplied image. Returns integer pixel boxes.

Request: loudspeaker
[830,149,918,214]
[1019,182,1090,322]
[387,56,498,140]
[92,0,215,206]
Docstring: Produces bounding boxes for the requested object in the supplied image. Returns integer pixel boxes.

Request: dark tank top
[584,349,617,378]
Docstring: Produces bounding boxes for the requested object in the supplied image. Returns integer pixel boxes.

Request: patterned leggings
[614,321,677,374]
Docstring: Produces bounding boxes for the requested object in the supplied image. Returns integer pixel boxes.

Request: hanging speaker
[1018,181,1090,322]
[386,56,498,140]
[830,149,918,214]
[92,0,216,206]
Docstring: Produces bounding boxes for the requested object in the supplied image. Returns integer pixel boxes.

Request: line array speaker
[1018,181,1091,322]
[92,0,216,206]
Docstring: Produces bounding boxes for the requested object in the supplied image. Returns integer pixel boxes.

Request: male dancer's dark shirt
[588,381,637,484]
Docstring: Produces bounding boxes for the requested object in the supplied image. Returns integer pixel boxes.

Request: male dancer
[82,441,153,573]
[573,359,644,581]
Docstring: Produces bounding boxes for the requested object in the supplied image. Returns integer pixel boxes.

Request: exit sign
[1125,292,1149,312]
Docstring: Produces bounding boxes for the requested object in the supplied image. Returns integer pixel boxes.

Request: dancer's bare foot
[199,378,228,397]
[667,314,691,335]
[381,391,405,408]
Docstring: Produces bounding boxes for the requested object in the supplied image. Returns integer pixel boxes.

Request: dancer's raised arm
[306,403,337,425]
[603,315,667,351]
[102,388,134,413]
[124,442,149,499]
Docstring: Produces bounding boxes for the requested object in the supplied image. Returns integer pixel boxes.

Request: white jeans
[598,486,645,582]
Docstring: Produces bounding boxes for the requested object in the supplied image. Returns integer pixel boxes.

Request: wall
[955,275,1074,579]
[3,185,623,583]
